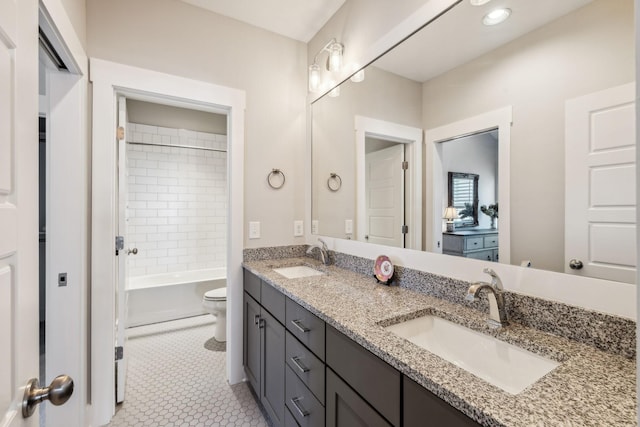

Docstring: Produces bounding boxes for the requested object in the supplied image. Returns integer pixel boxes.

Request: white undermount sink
[273,265,324,279]
[384,315,560,394]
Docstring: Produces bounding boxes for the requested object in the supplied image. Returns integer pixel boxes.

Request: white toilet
[202,287,227,342]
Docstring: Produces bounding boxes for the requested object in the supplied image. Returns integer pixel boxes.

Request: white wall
[58,0,86,48]
[423,0,634,272]
[126,123,227,277]
[87,0,307,248]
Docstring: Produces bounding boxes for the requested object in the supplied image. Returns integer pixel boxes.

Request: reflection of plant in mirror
[458,203,474,220]
[481,203,498,229]
[480,203,498,219]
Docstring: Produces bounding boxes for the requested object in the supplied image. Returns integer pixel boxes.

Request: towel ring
[327,173,342,192]
[267,168,285,189]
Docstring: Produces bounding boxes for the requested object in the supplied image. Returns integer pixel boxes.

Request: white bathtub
[126,268,226,327]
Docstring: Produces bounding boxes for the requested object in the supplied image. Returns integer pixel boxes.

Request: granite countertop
[243,257,637,427]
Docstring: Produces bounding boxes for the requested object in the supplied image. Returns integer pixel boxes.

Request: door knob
[127,248,138,255]
[569,259,584,270]
[22,375,74,418]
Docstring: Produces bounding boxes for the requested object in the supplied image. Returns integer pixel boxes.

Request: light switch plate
[294,220,303,237]
[345,219,353,234]
[249,221,261,239]
[311,220,319,235]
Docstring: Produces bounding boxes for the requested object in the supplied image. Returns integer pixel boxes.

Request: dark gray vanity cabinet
[244,268,484,427]
[403,376,481,426]
[243,270,286,427]
[325,325,401,427]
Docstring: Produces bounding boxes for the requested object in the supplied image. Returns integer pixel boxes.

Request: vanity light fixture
[308,38,344,93]
[350,68,365,83]
[469,0,492,5]
[443,206,459,232]
[308,63,321,92]
[483,8,511,26]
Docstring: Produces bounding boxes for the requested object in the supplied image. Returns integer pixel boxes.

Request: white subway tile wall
[126,123,228,277]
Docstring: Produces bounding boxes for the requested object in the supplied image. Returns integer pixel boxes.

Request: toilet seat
[204,288,226,301]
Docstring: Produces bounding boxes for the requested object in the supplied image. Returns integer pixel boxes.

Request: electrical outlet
[345,219,353,234]
[294,220,303,237]
[311,220,319,234]
[249,221,261,239]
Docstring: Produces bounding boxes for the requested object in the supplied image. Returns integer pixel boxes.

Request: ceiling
[179,0,346,42]
[375,0,594,82]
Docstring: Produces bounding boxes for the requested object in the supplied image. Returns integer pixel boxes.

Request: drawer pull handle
[291,319,310,333]
[290,356,310,373]
[291,397,310,417]
[254,314,260,325]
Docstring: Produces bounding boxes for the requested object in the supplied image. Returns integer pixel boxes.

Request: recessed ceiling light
[483,8,511,26]
[470,0,492,5]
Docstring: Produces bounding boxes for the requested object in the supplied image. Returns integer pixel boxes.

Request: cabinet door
[261,309,286,427]
[326,369,391,427]
[244,292,261,394]
[403,377,481,427]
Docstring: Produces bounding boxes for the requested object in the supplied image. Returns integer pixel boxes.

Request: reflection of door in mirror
[448,172,479,228]
[441,131,499,230]
[365,140,405,247]
[565,82,636,284]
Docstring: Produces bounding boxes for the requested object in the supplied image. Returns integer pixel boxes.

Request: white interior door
[365,144,405,247]
[1,0,40,426]
[565,82,636,283]
[116,96,129,403]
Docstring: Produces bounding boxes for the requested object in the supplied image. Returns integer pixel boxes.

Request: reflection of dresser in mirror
[443,229,498,262]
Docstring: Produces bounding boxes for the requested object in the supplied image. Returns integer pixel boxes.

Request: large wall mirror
[311,0,636,283]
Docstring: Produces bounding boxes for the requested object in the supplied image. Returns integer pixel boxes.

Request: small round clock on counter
[373,255,395,285]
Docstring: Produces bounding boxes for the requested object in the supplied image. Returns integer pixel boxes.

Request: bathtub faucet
[306,238,330,265]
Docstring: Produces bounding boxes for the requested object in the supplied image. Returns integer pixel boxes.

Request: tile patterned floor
[107,316,269,427]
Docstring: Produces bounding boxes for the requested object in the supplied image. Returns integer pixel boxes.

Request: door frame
[39,1,89,426]
[90,58,246,425]
[425,106,511,263]
[355,116,422,250]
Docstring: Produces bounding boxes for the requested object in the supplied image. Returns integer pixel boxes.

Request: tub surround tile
[242,256,637,427]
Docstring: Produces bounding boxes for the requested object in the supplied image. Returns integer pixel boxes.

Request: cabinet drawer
[285,406,300,427]
[243,268,261,302]
[465,249,494,261]
[483,235,498,248]
[465,237,484,251]
[262,281,286,324]
[285,365,325,427]
[286,331,325,404]
[326,326,400,426]
[286,298,325,361]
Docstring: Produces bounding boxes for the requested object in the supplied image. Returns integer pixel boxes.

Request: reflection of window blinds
[452,178,473,209]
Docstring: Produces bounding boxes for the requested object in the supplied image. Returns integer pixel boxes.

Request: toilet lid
[204,288,226,301]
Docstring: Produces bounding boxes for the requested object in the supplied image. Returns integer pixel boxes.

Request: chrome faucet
[306,238,330,265]
[465,268,509,329]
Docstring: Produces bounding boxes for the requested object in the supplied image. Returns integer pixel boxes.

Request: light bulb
[328,42,343,72]
[308,63,320,92]
[350,68,365,83]
[483,8,511,26]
